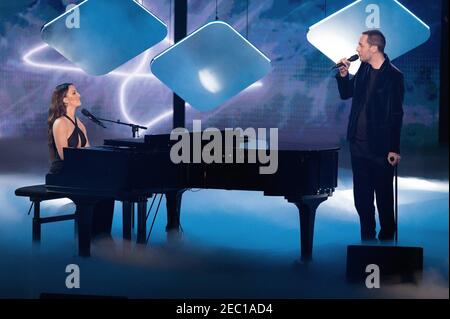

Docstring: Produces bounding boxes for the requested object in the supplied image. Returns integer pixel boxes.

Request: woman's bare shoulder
[53,117,70,131]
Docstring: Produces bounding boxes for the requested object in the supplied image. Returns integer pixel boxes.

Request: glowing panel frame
[41,0,167,76]
[307,0,430,74]
[151,21,271,111]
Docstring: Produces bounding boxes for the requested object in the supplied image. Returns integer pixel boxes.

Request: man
[336,30,404,241]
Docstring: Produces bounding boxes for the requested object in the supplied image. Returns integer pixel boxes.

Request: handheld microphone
[331,54,359,70]
[81,108,106,128]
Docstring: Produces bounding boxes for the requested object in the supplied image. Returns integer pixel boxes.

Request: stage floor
[0,144,448,299]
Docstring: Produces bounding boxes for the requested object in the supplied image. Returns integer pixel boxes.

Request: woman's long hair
[48,83,72,160]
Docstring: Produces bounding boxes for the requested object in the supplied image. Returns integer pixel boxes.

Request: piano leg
[73,199,95,257]
[136,199,147,244]
[165,190,185,240]
[288,195,329,262]
[122,201,133,240]
[131,203,135,230]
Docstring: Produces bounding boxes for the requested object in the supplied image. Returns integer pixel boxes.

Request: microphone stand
[96,117,148,138]
[394,163,398,244]
[390,156,399,244]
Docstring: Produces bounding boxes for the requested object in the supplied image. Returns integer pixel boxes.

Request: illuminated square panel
[41,0,167,76]
[151,21,272,111]
[307,0,430,74]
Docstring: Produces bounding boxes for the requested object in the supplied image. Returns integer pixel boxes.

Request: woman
[48,83,89,172]
[48,83,114,238]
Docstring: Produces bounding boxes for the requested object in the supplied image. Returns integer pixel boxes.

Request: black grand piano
[46,132,339,261]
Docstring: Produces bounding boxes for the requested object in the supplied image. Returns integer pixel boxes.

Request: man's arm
[335,58,355,100]
[389,73,404,155]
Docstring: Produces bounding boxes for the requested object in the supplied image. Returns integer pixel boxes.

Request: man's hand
[387,152,401,166]
[338,58,351,77]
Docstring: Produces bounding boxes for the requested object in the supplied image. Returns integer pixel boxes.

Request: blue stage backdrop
[0,0,442,147]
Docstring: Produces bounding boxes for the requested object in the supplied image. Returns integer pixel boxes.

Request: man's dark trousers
[351,155,396,240]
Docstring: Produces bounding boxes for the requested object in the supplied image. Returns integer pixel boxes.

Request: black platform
[346,244,423,284]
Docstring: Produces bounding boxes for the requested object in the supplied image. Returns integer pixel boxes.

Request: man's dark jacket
[336,55,404,156]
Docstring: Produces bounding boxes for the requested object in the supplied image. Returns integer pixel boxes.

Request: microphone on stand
[81,108,147,137]
[81,108,107,128]
[331,54,359,70]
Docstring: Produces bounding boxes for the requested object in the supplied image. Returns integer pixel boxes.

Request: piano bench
[15,185,76,243]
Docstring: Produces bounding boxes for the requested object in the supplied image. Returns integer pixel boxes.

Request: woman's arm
[52,118,68,160]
